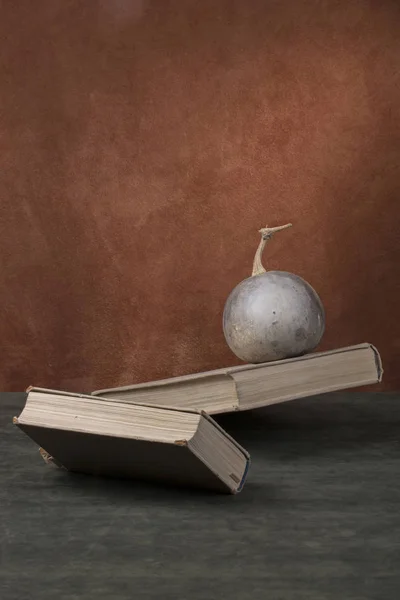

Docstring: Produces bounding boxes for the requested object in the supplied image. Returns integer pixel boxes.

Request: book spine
[370,344,384,381]
[39,447,66,469]
[236,456,251,494]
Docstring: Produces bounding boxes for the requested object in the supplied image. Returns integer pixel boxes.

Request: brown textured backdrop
[0,0,399,393]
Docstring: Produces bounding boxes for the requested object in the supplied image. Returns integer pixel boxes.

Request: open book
[92,343,382,414]
[13,388,250,494]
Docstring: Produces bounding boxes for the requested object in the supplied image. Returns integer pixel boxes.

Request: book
[92,343,383,415]
[13,388,250,494]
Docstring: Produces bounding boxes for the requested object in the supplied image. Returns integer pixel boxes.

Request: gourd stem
[251,223,292,276]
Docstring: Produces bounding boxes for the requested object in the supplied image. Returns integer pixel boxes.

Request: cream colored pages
[92,373,239,414]
[17,391,201,443]
[234,343,382,410]
[91,344,382,414]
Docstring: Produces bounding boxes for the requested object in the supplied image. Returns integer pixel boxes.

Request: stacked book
[14,343,382,494]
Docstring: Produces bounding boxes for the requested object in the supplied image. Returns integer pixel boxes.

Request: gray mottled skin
[223,271,325,363]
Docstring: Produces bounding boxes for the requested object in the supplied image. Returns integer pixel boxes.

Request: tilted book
[92,343,383,414]
[13,388,250,494]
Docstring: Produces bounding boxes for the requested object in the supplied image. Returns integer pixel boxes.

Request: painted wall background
[0,0,399,392]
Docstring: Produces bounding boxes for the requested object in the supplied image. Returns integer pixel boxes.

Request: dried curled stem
[252,223,292,276]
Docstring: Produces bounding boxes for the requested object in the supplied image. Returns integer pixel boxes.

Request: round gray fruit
[223,270,325,363]
[222,222,325,363]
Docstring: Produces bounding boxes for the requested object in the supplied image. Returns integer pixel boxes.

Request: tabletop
[1,391,399,600]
